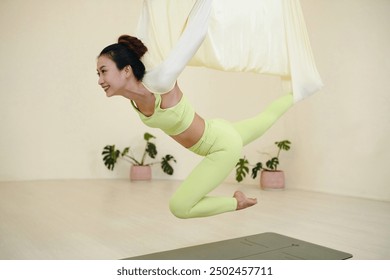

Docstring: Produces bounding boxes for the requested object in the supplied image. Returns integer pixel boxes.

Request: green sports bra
[131,94,195,136]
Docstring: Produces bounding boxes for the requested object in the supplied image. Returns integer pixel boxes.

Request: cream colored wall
[0,0,145,180]
[283,0,390,201]
[1,0,389,201]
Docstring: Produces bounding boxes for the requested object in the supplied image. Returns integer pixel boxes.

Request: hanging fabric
[136,0,323,102]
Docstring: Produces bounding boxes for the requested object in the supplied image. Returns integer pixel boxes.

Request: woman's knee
[169,196,191,219]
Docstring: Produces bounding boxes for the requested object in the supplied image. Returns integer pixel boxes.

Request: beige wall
[284,0,390,201]
[1,0,389,201]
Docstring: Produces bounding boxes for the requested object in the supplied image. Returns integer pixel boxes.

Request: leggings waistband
[188,119,243,157]
[188,119,211,156]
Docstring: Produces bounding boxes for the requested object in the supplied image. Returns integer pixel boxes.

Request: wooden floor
[0,179,389,260]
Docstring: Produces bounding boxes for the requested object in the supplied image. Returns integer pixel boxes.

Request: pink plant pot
[260,170,285,190]
[130,165,152,181]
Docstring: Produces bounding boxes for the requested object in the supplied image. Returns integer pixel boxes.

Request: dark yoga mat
[124,232,353,260]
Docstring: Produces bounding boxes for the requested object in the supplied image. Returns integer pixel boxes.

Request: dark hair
[99,35,148,81]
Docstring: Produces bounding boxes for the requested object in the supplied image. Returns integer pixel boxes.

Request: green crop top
[130,0,209,135]
[131,94,195,136]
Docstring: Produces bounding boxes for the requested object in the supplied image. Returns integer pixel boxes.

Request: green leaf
[146,142,157,159]
[102,145,120,170]
[235,158,249,182]
[275,140,291,151]
[144,132,155,142]
[251,162,263,179]
[121,147,130,157]
[161,154,176,175]
[266,157,279,170]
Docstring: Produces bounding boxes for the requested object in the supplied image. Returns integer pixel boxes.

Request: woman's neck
[126,82,156,116]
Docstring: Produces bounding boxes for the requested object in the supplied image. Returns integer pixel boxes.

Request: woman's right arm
[142,0,213,94]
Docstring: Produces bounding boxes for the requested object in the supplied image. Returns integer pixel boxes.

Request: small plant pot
[260,170,285,190]
[130,165,152,181]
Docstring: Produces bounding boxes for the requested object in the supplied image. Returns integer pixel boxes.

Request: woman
[97,0,293,218]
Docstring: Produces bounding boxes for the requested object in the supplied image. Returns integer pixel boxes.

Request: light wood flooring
[0,179,389,260]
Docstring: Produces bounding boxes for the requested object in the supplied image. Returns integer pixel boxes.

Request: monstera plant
[102,132,176,180]
[235,140,291,190]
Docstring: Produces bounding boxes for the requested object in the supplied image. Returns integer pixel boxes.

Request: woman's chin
[105,90,115,97]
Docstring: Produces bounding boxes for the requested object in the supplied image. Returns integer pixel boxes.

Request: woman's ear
[124,66,133,77]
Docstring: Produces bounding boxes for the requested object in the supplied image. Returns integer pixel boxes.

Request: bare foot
[234,191,258,210]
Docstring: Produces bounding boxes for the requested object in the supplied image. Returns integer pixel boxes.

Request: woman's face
[97,55,127,97]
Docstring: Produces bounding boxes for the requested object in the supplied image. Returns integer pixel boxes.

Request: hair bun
[118,35,147,59]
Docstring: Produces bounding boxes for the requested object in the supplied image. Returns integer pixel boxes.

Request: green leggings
[169,94,294,218]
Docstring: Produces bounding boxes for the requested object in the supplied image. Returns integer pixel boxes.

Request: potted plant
[235,140,291,190]
[102,132,176,181]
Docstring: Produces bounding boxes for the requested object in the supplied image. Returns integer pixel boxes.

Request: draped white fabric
[136,0,323,102]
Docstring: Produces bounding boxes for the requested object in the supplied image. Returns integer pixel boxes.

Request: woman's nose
[98,75,104,85]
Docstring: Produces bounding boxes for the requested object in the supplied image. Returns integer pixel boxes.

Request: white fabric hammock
[136,0,323,102]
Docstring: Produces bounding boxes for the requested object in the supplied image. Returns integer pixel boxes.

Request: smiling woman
[96,0,298,219]
[97,56,128,97]
[97,35,147,97]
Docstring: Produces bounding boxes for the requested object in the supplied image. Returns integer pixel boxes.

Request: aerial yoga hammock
[102,0,322,218]
[136,0,323,102]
